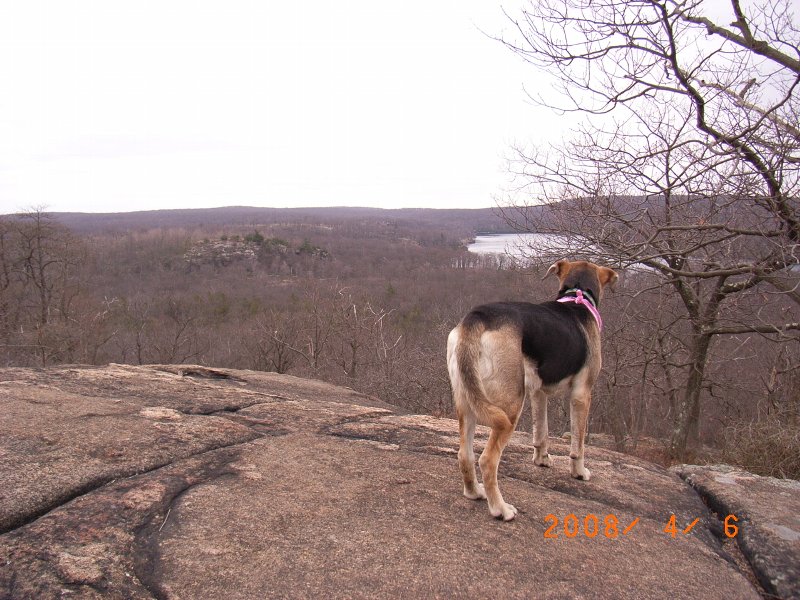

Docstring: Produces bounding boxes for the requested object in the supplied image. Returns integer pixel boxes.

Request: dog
[446,259,618,520]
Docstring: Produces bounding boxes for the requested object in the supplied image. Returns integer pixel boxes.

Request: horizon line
[2,204,501,217]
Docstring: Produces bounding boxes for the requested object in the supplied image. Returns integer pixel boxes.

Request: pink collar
[557,289,603,331]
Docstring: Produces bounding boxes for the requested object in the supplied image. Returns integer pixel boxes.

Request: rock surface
[0,364,787,599]
[673,464,800,600]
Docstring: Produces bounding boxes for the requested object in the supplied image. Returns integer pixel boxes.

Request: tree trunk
[670,332,712,460]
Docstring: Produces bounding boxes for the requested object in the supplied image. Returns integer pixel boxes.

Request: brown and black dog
[447,259,618,520]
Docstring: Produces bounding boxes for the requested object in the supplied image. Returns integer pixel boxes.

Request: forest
[0,206,516,417]
[0,205,797,479]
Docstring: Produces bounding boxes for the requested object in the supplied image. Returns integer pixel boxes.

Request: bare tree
[297,283,336,375]
[0,218,16,336]
[330,289,380,380]
[250,309,304,374]
[0,210,82,365]
[151,297,206,364]
[499,0,800,459]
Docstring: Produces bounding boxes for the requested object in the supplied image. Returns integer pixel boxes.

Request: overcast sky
[0,0,569,214]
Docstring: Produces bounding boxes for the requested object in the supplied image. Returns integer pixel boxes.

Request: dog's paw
[533,450,553,468]
[571,466,591,481]
[464,483,487,500]
[490,502,518,521]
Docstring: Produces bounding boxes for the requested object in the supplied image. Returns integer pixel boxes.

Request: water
[469,233,651,274]
[468,233,568,260]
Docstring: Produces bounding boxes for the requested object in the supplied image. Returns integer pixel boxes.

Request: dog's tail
[448,317,489,420]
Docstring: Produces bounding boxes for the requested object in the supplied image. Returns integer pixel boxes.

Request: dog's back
[460,301,592,385]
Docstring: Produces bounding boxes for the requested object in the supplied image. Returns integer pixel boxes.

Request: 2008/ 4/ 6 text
[544,514,740,539]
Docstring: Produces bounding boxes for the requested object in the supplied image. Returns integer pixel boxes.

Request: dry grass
[586,424,799,481]
[720,418,800,480]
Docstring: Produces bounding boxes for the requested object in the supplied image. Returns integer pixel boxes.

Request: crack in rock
[673,465,800,600]
[132,458,242,600]
[0,432,261,536]
[1,442,263,599]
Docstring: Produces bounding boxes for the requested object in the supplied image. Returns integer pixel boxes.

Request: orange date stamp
[544,513,739,539]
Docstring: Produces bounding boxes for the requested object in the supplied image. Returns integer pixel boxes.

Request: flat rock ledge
[672,464,800,600]
[0,364,790,599]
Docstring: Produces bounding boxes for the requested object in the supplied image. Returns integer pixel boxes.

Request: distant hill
[33,206,514,236]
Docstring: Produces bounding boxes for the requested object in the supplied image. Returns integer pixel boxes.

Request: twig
[158,508,171,532]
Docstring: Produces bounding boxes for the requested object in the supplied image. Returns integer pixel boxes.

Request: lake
[467,233,571,260]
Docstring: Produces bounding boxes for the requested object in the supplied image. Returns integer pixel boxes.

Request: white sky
[0,0,565,214]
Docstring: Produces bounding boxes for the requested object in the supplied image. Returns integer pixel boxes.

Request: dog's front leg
[568,386,592,481]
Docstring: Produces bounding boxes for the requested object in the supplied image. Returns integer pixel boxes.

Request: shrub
[720,417,800,480]
[244,231,265,244]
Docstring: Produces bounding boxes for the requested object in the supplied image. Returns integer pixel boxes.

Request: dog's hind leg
[448,326,486,501]
[478,406,518,521]
[457,408,486,500]
[531,389,553,467]
[525,364,552,468]
[568,380,592,481]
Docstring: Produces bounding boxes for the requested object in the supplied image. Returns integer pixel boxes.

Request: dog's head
[543,260,618,305]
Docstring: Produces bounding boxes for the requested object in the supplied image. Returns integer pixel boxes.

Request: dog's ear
[543,260,569,280]
[598,267,619,290]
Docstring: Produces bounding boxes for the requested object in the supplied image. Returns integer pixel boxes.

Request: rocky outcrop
[183,239,259,267]
[673,464,800,600]
[0,364,789,599]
